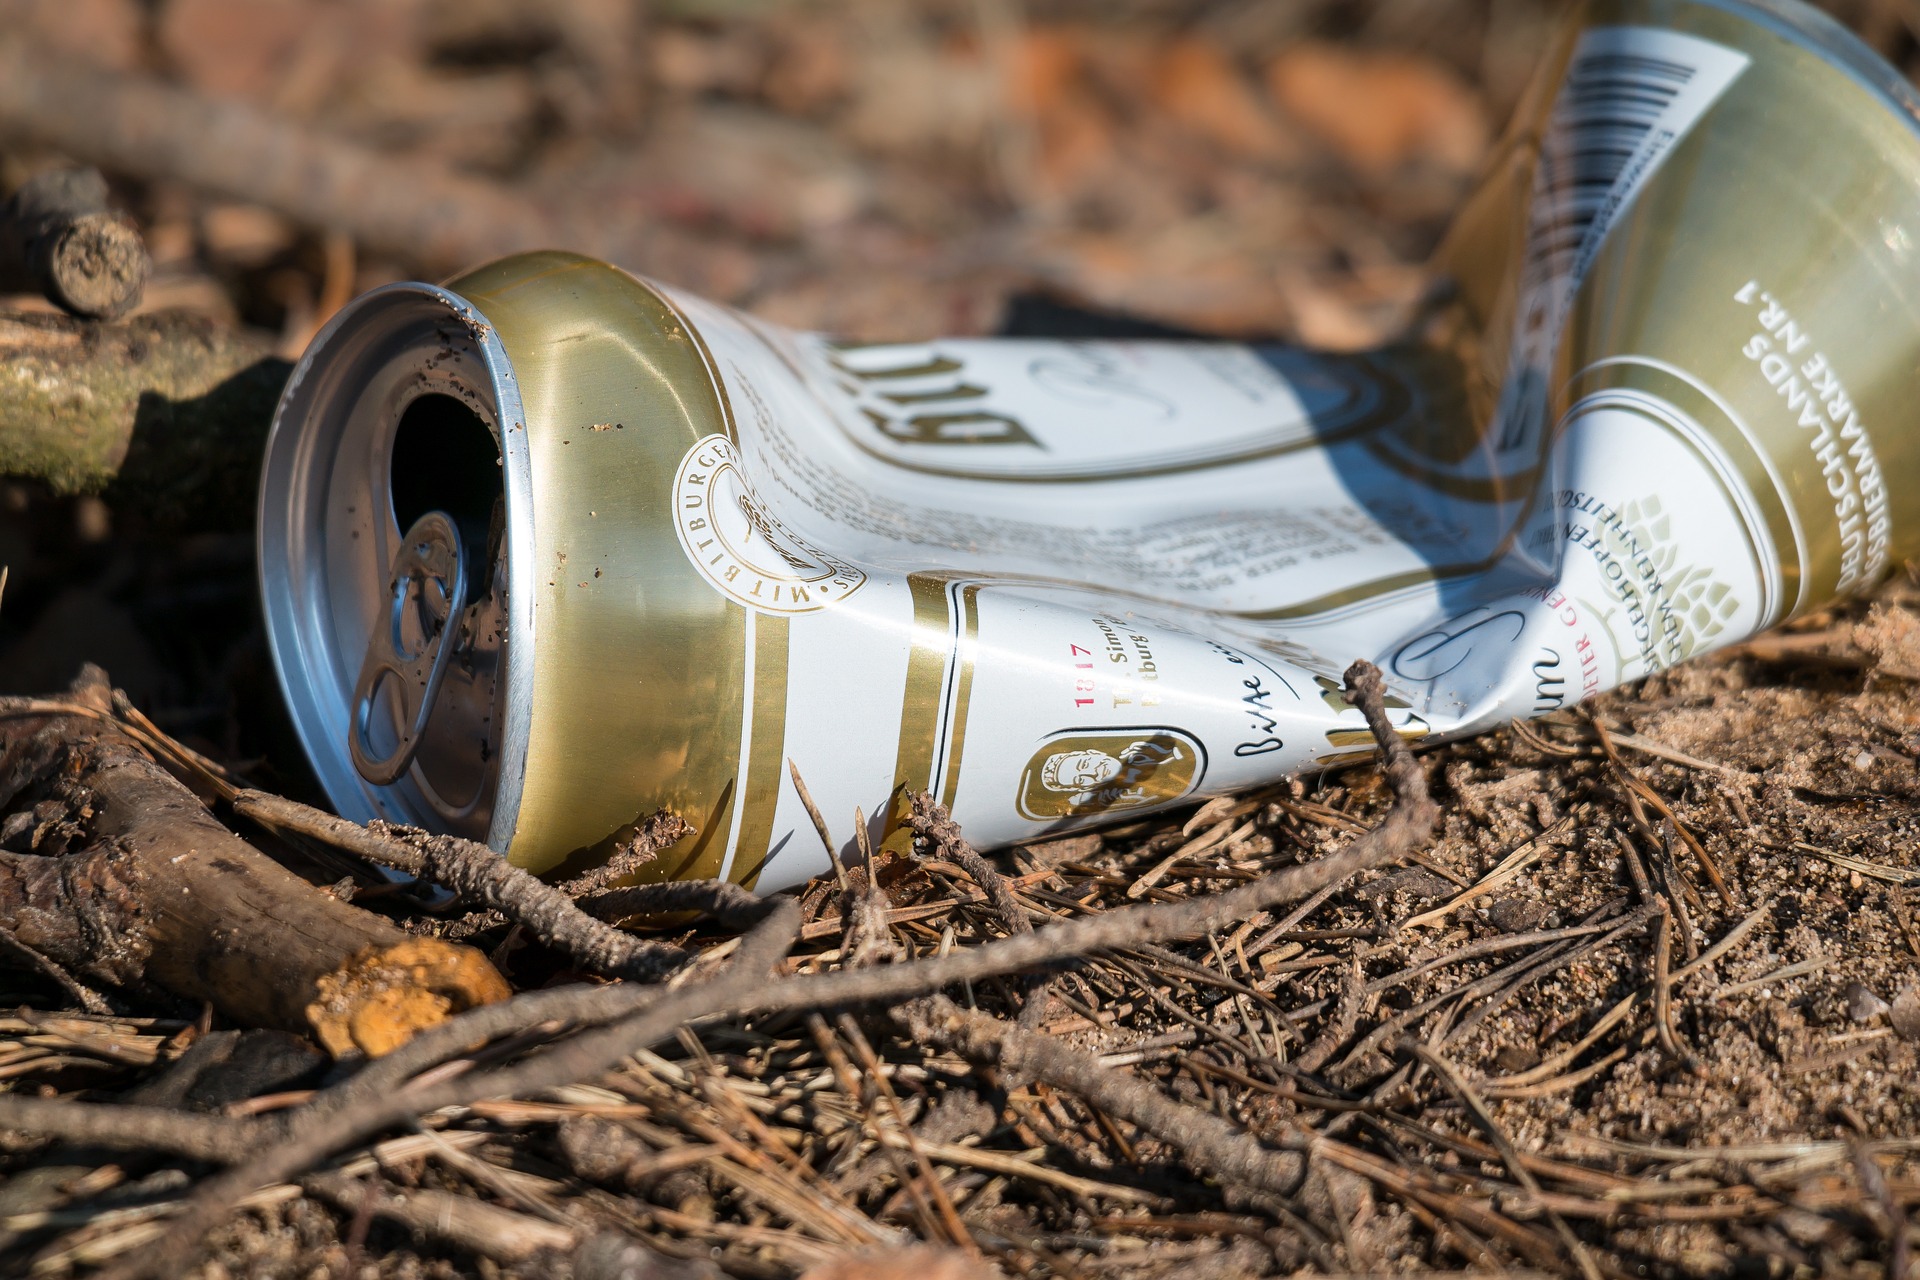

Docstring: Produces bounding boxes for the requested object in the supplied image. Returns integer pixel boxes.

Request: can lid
[259,283,535,852]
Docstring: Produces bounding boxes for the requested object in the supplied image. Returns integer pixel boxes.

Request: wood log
[0,167,150,319]
[0,672,510,1056]
[0,310,289,530]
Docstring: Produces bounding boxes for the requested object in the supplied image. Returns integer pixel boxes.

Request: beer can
[259,0,1920,888]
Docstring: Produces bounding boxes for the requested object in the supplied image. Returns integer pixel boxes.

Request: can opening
[389,393,503,591]
[260,282,532,853]
[373,391,509,824]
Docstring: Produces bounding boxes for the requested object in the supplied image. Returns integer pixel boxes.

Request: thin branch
[909,790,1056,1030]
[0,35,763,295]
[1651,904,1684,1064]
[22,756,1431,1165]
[1587,711,1733,907]
[904,993,1309,1193]
[0,1094,263,1163]
[557,812,693,898]
[303,1173,576,1264]
[909,793,1032,938]
[273,662,1431,1152]
[787,760,847,893]
[1294,957,1365,1076]
[0,924,115,1014]
[108,899,805,1280]
[577,879,772,931]
[232,790,690,981]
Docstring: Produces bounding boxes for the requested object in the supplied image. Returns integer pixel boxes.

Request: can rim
[257,281,535,854]
[1708,0,1920,132]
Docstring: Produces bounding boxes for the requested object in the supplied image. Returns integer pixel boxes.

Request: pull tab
[350,511,468,786]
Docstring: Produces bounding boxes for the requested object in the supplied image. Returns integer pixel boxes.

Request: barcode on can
[1501,26,1749,448]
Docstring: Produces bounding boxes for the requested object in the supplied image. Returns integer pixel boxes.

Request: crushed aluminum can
[259,0,1920,887]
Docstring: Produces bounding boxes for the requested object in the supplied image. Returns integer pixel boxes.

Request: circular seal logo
[672,435,866,614]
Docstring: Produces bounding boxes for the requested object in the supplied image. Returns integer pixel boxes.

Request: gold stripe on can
[728,613,791,888]
[884,571,954,848]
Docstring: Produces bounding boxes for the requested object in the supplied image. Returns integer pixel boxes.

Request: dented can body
[260,0,1920,887]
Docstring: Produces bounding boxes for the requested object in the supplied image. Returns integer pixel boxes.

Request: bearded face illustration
[1018,728,1205,820]
[1038,747,1124,795]
[1023,736,1189,815]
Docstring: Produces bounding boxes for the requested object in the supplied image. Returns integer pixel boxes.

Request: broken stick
[231,790,700,983]
[0,670,509,1056]
[0,167,149,319]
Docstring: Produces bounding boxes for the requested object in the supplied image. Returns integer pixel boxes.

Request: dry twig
[904,993,1310,1193]
[233,790,697,982]
[907,791,1056,1029]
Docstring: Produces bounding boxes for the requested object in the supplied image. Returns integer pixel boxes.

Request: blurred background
[0,0,1912,768]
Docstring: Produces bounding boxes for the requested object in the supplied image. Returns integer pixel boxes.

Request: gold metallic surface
[882,571,953,846]
[938,583,983,813]
[729,612,791,888]
[445,253,749,876]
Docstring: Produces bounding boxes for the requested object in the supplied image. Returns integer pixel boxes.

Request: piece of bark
[0,310,289,529]
[0,671,510,1056]
[0,167,149,319]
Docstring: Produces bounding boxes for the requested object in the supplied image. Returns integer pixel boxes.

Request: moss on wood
[0,310,291,530]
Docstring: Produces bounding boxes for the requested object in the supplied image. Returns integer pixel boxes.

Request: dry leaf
[1005,26,1085,119]
[998,27,1125,208]
[764,15,854,116]
[844,40,997,158]
[1266,41,1488,175]
[159,0,421,112]
[198,204,296,269]
[1149,37,1291,162]
[649,25,771,98]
